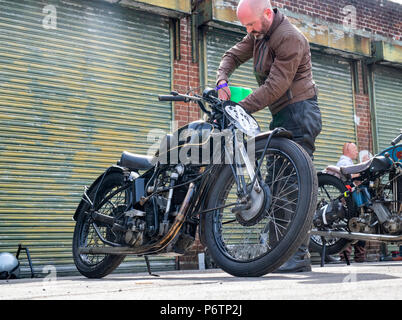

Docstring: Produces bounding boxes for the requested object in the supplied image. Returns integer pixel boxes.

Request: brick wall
[172,16,203,269]
[174,0,401,268]
[173,17,200,129]
[272,0,402,41]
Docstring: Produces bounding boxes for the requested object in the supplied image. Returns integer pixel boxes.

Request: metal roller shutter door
[0,0,174,277]
[372,66,402,256]
[205,28,356,170]
[312,53,356,170]
[373,66,402,153]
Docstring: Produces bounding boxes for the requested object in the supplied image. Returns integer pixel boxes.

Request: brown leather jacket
[216,9,317,115]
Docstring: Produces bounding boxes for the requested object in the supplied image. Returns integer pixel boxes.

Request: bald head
[237,0,274,39]
[343,142,358,160]
[237,0,272,18]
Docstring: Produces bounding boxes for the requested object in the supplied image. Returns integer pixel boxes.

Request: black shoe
[325,254,341,264]
[274,257,312,273]
[274,242,312,273]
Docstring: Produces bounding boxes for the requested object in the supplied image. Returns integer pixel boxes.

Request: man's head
[237,0,274,40]
[343,142,358,160]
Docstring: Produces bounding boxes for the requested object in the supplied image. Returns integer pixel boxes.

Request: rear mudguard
[198,128,292,247]
[72,165,130,221]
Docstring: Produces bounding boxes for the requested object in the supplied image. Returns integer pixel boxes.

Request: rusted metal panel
[287,16,371,58]
[371,41,402,68]
[0,0,175,277]
[196,0,371,57]
[116,0,191,16]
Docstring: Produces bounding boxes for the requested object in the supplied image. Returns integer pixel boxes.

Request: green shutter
[312,53,356,170]
[373,65,402,153]
[0,0,174,276]
[204,28,356,170]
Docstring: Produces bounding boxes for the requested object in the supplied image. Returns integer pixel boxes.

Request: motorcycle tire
[203,137,317,277]
[72,171,127,278]
[309,173,353,256]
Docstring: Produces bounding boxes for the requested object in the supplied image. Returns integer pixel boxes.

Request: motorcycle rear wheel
[309,173,353,255]
[203,137,317,277]
[72,171,128,278]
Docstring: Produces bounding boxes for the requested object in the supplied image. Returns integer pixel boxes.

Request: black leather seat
[119,151,154,170]
[340,158,372,175]
[325,158,373,179]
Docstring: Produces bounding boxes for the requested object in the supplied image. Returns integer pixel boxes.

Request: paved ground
[0,261,401,300]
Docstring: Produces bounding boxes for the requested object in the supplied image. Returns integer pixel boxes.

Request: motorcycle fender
[251,128,293,142]
[72,165,128,221]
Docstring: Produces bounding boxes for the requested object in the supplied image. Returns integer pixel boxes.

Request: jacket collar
[265,8,284,40]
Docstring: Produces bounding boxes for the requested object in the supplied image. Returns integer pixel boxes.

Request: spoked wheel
[72,171,129,278]
[203,137,317,277]
[309,173,353,255]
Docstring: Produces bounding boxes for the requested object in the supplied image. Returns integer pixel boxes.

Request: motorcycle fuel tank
[154,120,219,165]
[380,144,402,163]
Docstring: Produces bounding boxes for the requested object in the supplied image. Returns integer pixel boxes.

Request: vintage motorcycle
[72,88,318,278]
[310,131,402,259]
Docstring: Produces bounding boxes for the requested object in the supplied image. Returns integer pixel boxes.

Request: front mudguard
[72,165,130,221]
[198,128,293,247]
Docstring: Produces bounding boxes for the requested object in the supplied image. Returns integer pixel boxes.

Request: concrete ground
[0,261,401,300]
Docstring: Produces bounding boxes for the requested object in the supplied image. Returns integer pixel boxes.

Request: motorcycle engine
[313,199,345,228]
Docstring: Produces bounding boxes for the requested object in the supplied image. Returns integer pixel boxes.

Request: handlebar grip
[158,95,188,102]
[391,134,402,146]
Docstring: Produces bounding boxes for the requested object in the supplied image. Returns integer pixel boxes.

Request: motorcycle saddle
[119,151,154,170]
[340,158,372,175]
[325,158,373,178]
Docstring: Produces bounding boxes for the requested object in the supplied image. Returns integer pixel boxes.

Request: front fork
[226,130,259,198]
[226,128,280,199]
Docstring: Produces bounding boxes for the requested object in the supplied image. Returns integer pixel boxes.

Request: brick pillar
[354,61,373,154]
[172,16,205,270]
[354,61,381,261]
[173,16,200,128]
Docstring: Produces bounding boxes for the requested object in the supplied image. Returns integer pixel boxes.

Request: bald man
[336,142,366,263]
[337,142,359,167]
[216,0,322,273]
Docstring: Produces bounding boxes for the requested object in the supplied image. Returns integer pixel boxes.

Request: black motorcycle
[72,88,317,278]
[310,131,402,259]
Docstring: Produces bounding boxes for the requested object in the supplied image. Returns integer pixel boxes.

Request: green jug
[229,86,253,103]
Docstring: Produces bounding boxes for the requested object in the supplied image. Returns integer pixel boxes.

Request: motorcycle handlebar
[158,95,189,102]
[391,133,402,146]
[158,90,216,116]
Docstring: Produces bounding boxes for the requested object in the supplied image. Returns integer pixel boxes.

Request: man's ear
[263,8,273,19]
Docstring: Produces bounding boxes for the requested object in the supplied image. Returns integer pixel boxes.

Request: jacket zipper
[255,40,267,73]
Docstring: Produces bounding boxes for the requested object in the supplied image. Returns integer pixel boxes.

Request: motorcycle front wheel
[203,137,317,277]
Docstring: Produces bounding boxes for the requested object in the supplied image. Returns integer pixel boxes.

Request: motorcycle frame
[75,88,295,256]
[76,129,293,256]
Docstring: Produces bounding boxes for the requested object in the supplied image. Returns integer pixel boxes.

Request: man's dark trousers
[269,96,322,272]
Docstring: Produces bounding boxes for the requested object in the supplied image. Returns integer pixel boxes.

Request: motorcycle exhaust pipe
[78,183,196,256]
[311,230,402,242]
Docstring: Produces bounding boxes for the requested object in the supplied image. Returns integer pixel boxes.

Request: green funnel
[229,86,253,103]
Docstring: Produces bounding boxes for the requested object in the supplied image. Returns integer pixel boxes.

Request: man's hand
[217,80,231,101]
